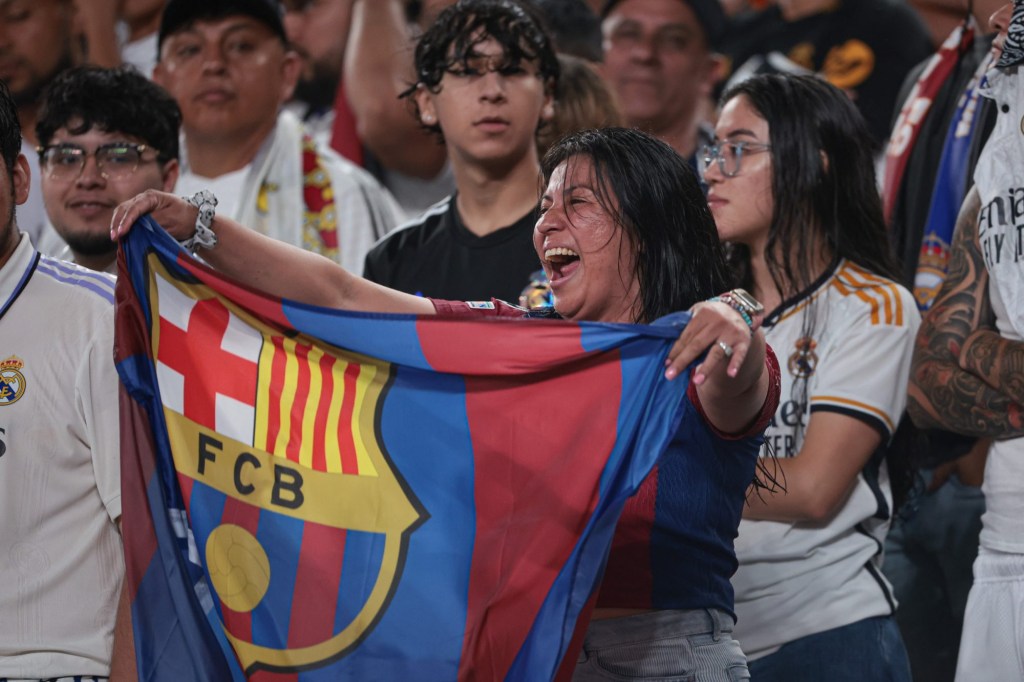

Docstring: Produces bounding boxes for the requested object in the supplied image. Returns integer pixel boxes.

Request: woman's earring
[423,113,435,124]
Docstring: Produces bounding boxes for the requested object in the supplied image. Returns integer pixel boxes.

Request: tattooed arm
[907,187,1024,438]
[959,329,1024,411]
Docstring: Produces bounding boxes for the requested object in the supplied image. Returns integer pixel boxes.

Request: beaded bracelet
[708,288,765,333]
[709,296,754,330]
[178,190,219,253]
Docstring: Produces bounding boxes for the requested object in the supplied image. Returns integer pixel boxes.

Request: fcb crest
[0,355,26,406]
[788,337,818,379]
[147,256,427,674]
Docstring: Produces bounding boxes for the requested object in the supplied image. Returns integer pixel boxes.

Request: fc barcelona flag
[115,218,692,681]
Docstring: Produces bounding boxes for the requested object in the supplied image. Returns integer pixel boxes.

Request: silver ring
[717,340,734,358]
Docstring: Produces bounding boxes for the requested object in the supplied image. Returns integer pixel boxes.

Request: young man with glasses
[35,65,181,273]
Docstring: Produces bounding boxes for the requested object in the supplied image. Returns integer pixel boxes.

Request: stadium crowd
[0,0,1021,680]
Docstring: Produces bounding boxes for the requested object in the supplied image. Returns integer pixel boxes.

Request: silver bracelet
[178,190,219,252]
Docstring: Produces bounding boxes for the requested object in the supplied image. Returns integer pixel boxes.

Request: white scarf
[237,111,307,250]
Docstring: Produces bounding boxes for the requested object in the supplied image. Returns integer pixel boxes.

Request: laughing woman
[113,127,781,680]
[703,73,919,681]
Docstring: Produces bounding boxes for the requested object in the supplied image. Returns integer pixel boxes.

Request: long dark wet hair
[541,127,730,323]
[721,74,899,296]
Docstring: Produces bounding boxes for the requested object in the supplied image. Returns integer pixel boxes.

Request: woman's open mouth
[544,247,581,283]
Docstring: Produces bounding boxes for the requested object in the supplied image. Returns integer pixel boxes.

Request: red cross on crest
[157,298,258,430]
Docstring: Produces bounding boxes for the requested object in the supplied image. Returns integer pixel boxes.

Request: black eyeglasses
[38,142,160,181]
[700,140,772,178]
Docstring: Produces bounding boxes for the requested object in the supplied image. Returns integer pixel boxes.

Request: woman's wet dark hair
[721,73,899,294]
[402,0,560,140]
[542,127,730,323]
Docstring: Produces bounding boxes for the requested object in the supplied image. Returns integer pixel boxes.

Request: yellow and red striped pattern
[254,335,382,476]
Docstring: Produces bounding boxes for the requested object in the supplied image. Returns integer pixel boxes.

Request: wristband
[178,190,219,252]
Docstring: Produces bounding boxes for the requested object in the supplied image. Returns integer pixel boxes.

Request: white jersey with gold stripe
[732,259,920,661]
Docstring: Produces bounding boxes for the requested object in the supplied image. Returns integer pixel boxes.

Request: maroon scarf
[882,20,976,223]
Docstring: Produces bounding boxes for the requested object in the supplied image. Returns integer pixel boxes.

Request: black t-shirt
[363,195,541,303]
[722,0,934,146]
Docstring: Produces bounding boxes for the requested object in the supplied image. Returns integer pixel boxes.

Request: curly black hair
[35,66,182,164]
[402,0,560,140]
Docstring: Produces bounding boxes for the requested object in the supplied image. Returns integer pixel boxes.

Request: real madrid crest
[788,338,818,379]
[0,355,26,405]
[913,233,951,309]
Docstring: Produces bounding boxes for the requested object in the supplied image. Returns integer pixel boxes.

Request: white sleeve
[77,307,122,524]
[810,286,921,438]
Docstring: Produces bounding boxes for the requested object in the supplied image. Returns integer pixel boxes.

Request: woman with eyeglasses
[702,73,919,681]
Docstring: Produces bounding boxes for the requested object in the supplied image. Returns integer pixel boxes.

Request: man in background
[0,0,78,249]
[722,0,933,150]
[155,0,400,273]
[600,0,725,167]
[35,65,181,273]
[281,0,355,145]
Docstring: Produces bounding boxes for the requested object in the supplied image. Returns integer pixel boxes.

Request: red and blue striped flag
[115,218,691,681]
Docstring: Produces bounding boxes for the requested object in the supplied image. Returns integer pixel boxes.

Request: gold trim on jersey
[836,262,904,327]
[773,261,906,327]
[813,394,896,433]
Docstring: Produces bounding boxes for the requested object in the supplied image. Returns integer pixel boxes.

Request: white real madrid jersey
[732,259,920,661]
[973,67,1024,554]
[979,261,1024,553]
[0,235,122,677]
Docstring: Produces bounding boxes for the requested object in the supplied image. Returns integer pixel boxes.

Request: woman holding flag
[113,126,780,680]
